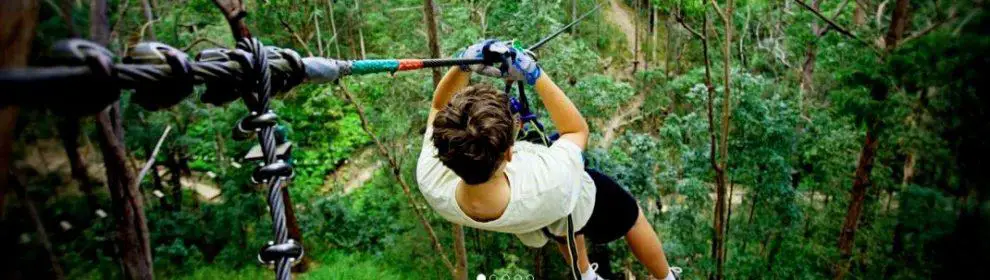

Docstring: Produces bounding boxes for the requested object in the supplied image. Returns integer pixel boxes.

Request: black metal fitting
[257,239,303,266]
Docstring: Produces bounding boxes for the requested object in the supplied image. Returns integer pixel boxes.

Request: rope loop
[197,48,251,105]
[235,38,270,110]
[124,42,195,110]
[265,46,305,93]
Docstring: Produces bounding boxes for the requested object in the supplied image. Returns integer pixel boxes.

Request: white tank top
[416,126,596,247]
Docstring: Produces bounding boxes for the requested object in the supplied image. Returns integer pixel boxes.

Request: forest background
[1,0,987,279]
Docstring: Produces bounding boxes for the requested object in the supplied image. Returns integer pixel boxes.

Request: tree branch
[675,11,705,41]
[338,84,456,273]
[816,0,851,37]
[710,0,727,21]
[876,0,890,28]
[136,18,159,42]
[109,0,132,42]
[210,0,251,40]
[279,18,315,57]
[180,37,228,52]
[899,8,959,47]
[794,0,871,47]
[136,126,171,184]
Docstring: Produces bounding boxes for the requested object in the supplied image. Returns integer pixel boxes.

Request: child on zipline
[416,40,678,280]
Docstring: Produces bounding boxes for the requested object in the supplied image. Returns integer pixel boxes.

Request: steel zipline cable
[0,4,602,280]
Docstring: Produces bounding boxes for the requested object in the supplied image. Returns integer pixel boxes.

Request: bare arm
[533,73,589,150]
[428,67,471,124]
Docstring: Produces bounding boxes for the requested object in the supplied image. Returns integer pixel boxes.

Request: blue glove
[507,46,542,85]
[457,40,542,85]
[457,39,494,72]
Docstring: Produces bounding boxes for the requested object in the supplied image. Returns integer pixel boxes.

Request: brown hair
[432,85,515,184]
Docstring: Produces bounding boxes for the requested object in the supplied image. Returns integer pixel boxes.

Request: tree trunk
[327,0,342,58]
[92,0,154,278]
[58,119,99,210]
[95,111,154,280]
[10,172,65,280]
[835,2,907,278]
[533,247,545,280]
[833,125,879,280]
[853,0,866,26]
[423,0,442,86]
[724,181,735,263]
[315,13,324,57]
[572,0,578,29]
[884,0,910,51]
[422,2,466,277]
[884,153,916,278]
[140,0,157,41]
[747,192,757,225]
[210,0,251,40]
[712,1,735,279]
[632,0,640,74]
[166,151,183,211]
[0,0,39,218]
[355,0,367,59]
[452,224,468,280]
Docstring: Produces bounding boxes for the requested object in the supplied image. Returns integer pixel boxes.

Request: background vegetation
[1,0,987,279]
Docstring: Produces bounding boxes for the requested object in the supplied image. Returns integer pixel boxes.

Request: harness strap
[541,215,582,280]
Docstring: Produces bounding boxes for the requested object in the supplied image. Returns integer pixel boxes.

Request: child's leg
[555,235,591,274]
[625,209,672,278]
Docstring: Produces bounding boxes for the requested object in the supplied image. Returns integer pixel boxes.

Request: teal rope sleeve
[350,60,400,75]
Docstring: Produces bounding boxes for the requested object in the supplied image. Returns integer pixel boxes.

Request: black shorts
[541,170,640,244]
[578,169,640,244]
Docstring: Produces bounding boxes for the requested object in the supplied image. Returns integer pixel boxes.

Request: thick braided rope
[237,37,294,280]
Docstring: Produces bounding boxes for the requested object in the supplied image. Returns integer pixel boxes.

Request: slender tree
[86,0,156,278]
[327,0,342,58]
[355,0,367,59]
[58,120,99,210]
[835,1,909,279]
[707,0,735,278]
[423,1,467,278]
[339,86,458,276]
[423,0,443,86]
[10,172,65,280]
[0,0,41,220]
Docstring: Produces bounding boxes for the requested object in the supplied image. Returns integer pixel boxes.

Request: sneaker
[583,263,607,280]
[670,267,682,280]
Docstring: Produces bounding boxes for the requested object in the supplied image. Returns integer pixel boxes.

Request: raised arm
[428,67,471,124]
[500,45,590,150]
[533,73,589,150]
